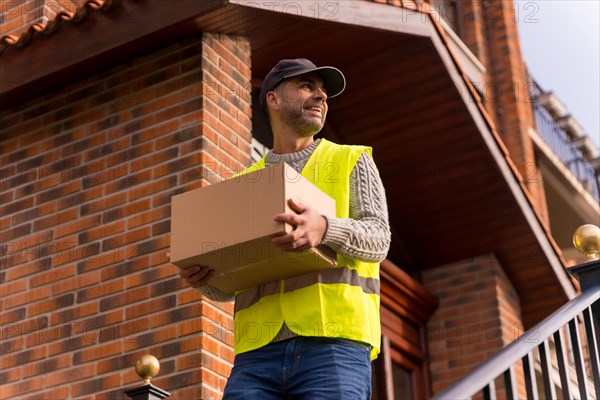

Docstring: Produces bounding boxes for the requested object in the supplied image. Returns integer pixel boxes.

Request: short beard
[279,102,324,137]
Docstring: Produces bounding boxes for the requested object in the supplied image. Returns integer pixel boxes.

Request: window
[373,337,417,399]
[251,86,273,153]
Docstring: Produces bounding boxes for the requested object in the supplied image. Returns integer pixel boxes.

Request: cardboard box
[170,163,337,293]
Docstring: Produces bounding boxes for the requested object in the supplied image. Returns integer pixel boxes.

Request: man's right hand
[178,265,215,289]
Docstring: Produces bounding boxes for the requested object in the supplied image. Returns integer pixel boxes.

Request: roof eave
[0,0,227,109]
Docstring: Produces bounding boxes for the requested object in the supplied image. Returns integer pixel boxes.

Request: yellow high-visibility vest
[233,138,381,360]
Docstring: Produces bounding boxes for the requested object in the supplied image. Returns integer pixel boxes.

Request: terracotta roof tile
[0,0,120,54]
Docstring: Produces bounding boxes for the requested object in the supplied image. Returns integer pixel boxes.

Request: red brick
[0,316,48,339]
[78,220,125,243]
[180,110,202,128]
[1,345,47,370]
[220,344,234,363]
[125,294,177,319]
[202,302,234,331]
[127,205,170,229]
[149,302,202,328]
[4,258,52,281]
[80,192,127,216]
[12,227,53,253]
[99,286,149,312]
[152,152,202,179]
[21,386,71,400]
[21,353,72,380]
[0,367,23,388]
[0,307,27,326]
[123,325,177,352]
[206,296,234,315]
[125,263,177,289]
[59,185,103,210]
[177,288,203,305]
[76,246,136,273]
[0,377,46,399]
[149,250,172,268]
[76,278,125,303]
[0,278,28,298]
[52,365,99,393]
[29,264,76,288]
[154,123,201,149]
[32,208,79,231]
[34,180,81,205]
[49,301,99,326]
[72,309,123,336]
[101,198,150,224]
[131,119,180,144]
[102,226,151,251]
[73,341,122,364]
[4,285,51,310]
[50,270,100,296]
[27,293,75,318]
[53,215,101,239]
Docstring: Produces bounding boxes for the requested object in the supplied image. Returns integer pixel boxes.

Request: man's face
[274,73,328,137]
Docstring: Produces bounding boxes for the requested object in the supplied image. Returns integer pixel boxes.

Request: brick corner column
[483,0,549,224]
[422,254,526,398]
[194,32,253,399]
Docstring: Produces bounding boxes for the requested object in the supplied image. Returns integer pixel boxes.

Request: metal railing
[532,81,600,203]
[434,260,600,400]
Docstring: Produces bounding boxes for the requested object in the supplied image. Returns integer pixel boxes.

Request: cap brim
[284,66,346,98]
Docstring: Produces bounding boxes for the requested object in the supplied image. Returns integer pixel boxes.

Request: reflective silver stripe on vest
[234,280,281,314]
[234,267,380,313]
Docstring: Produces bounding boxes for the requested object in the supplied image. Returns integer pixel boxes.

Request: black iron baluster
[538,339,557,399]
[553,328,574,400]
[482,379,497,400]
[583,306,600,398]
[568,317,590,399]
[503,366,518,400]
[522,352,540,400]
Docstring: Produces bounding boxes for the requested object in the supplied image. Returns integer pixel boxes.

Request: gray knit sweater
[199,139,391,301]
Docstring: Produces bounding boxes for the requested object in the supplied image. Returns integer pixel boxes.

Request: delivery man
[179,58,391,399]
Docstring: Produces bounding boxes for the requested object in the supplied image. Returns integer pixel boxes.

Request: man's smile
[305,105,324,117]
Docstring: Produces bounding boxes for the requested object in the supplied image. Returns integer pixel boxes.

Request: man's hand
[271,198,327,252]
[178,265,215,289]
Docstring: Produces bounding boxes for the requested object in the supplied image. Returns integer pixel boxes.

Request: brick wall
[0,32,252,399]
[422,255,526,398]
[484,1,549,224]
[456,0,549,223]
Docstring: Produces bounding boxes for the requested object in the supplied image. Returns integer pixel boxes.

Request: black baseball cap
[259,58,346,108]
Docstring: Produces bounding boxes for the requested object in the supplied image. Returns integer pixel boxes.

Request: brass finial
[573,224,600,262]
[135,355,160,385]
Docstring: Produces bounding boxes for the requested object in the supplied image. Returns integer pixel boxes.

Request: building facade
[1,0,597,398]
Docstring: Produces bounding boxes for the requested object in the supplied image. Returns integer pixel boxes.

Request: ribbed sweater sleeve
[320,152,391,262]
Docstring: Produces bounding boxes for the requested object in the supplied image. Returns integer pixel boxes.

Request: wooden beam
[228,0,433,37]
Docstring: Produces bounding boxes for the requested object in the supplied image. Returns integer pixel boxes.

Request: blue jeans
[223,337,372,399]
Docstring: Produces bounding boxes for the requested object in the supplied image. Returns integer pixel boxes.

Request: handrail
[433,286,600,399]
